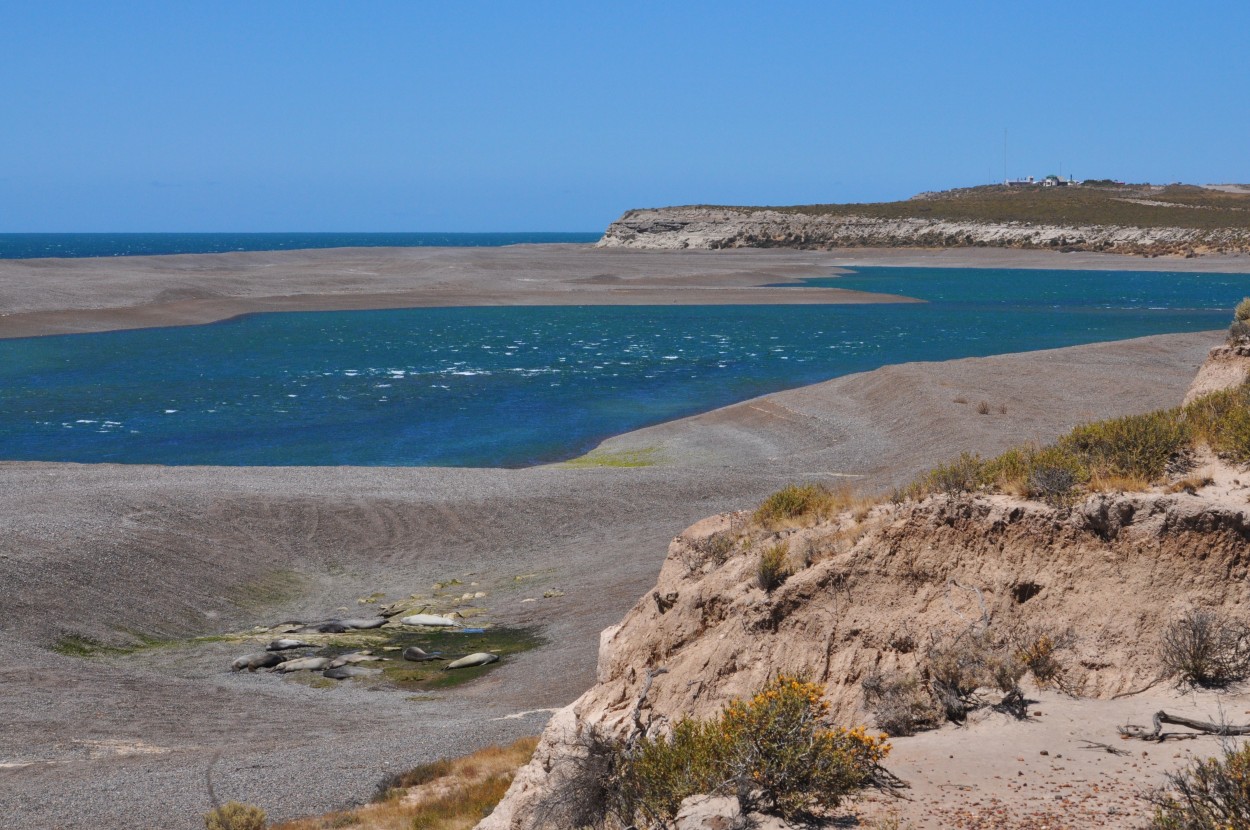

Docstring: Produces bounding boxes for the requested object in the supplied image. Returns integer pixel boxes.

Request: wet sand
[0,244,1239,828]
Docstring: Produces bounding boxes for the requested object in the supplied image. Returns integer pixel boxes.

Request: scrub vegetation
[609,675,890,825]
[898,381,1250,505]
[693,183,1250,232]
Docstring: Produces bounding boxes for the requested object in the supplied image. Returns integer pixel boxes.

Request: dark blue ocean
[0,232,599,259]
[1,266,1247,467]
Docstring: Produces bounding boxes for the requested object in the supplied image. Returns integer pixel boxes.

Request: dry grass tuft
[753,483,875,529]
[271,736,539,830]
[1166,475,1215,494]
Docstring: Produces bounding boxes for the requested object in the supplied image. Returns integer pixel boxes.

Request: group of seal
[228,604,502,681]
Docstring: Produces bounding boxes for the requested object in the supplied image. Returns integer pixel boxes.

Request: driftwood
[1120,710,1250,741]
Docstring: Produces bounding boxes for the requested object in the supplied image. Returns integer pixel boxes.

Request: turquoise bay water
[1,266,1247,467]
[0,232,599,259]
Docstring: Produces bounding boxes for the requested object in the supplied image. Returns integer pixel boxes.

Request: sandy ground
[854,685,1250,830]
[0,244,1241,828]
[4,244,1250,338]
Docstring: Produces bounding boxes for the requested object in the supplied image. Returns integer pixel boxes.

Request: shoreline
[3,244,1249,339]
[0,328,1221,828]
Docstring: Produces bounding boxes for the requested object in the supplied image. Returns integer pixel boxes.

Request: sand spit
[4,244,1250,338]
[0,327,1218,829]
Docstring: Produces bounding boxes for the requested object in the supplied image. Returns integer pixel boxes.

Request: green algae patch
[373,626,544,691]
[52,630,232,658]
[561,446,664,468]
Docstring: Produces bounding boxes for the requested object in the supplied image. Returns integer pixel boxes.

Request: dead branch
[626,667,668,748]
[1120,710,1250,741]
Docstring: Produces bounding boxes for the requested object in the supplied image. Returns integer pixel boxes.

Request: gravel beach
[0,244,1238,828]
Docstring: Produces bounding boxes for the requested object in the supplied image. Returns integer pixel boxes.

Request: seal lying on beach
[272,656,331,673]
[326,652,383,669]
[266,638,314,651]
[231,652,285,672]
[399,613,460,627]
[402,646,444,662]
[322,665,383,680]
[338,617,386,630]
[296,617,387,633]
[443,652,499,670]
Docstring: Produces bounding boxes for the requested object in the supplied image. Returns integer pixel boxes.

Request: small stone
[1040,750,1049,756]
[543,589,565,598]
[521,598,536,603]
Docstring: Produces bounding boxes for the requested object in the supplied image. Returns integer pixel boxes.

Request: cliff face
[481,485,1250,829]
[598,207,1250,256]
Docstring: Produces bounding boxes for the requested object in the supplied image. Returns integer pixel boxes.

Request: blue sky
[3,1,1247,232]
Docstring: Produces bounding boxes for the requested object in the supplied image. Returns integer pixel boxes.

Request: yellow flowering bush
[1149,743,1250,830]
[616,675,889,825]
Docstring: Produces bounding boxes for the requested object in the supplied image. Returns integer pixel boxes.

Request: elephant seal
[443,652,499,671]
[323,665,383,680]
[338,617,387,630]
[326,652,383,669]
[231,652,284,672]
[272,656,331,673]
[402,646,444,662]
[399,613,460,627]
[266,638,314,651]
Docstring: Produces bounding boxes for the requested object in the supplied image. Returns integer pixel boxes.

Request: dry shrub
[205,802,266,830]
[861,672,941,737]
[1236,297,1250,322]
[616,676,889,824]
[758,541,791,592]
[952,395,969,404]
[1090,472,1152,493]
[864,622,1073,734]
[374,758,453,801]
[1160,609,1250,687]
[270,737,538,830]
[1147,742,1250,830]
[976,400,990,415]
[1166,475,1215,495]
[754,483,834,527]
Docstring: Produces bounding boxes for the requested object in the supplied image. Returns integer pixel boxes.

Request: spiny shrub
[204,802,266,830]
[1061,409,1189,482]
[758,542,791,592]
[616,676,889,824]
[1148,742,1250,830]
[1025,446,1088,505]
[1160,608,1250,687]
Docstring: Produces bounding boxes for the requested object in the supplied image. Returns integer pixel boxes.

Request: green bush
[616,676,889,824]
[1186,384,1250,464]
[758,542,791,592]
[925,452,985,496]
[204,802,266,830]
[1148,743,1250,829]
[1060,409,1188,481]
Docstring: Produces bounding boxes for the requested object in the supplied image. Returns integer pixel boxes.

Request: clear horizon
[5,1,1247,232]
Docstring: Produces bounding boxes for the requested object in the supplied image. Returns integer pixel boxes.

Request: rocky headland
[598,184,1250,256]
